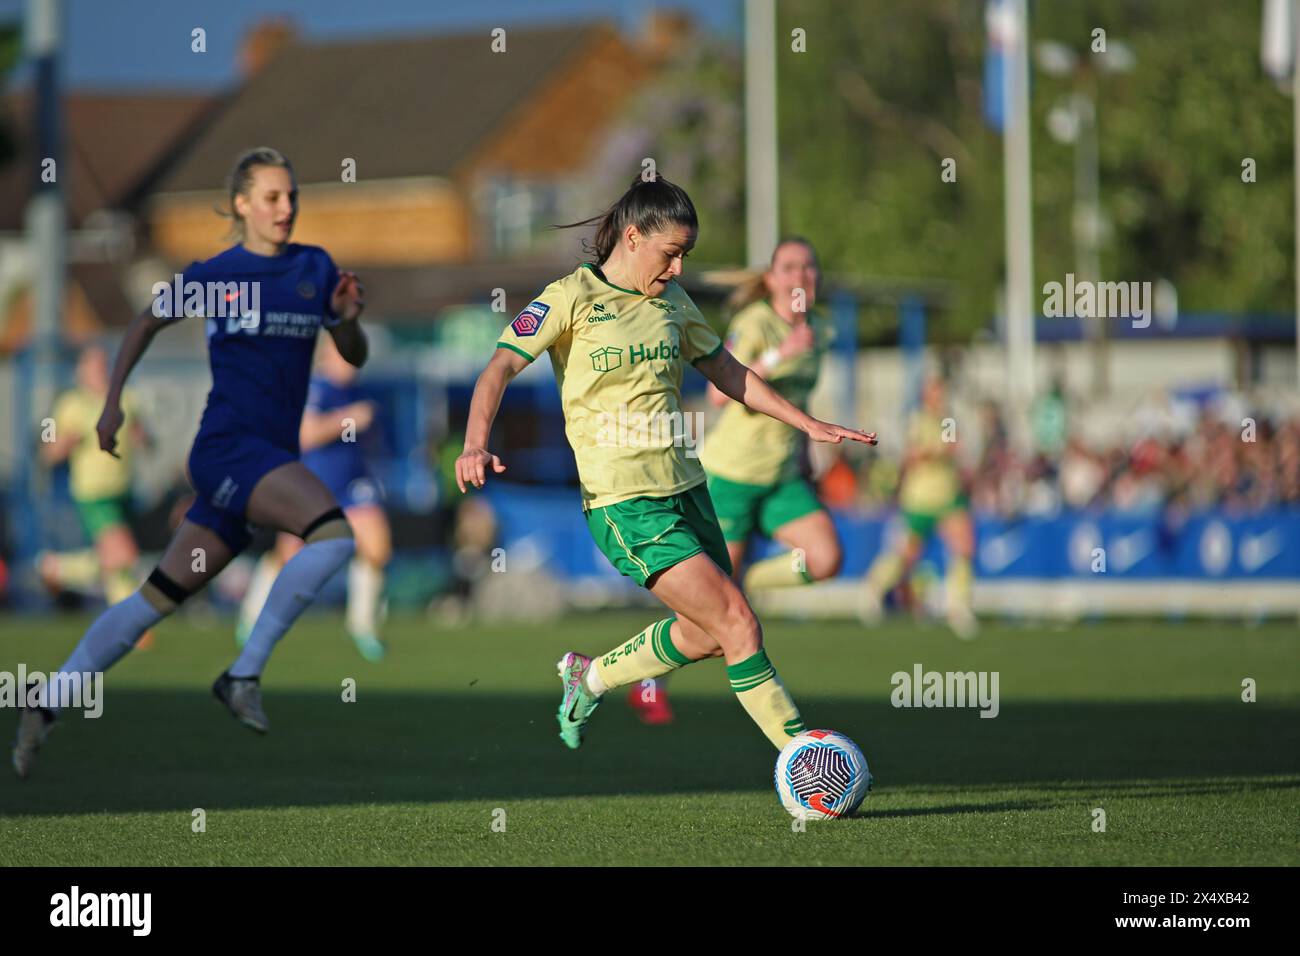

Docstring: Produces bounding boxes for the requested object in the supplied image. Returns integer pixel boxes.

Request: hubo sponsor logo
[152,275,261,323]
[590,340,680,371]
[50,886,151,936]
[595,405,706,458]
[1,666,102,718]
[629,341,680,365]
[1042,273,1152,328]
[890,663,999,718]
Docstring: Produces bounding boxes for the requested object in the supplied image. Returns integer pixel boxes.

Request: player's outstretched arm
[96,306,168,458]
[455,348,529,492]
[696,348,877,447]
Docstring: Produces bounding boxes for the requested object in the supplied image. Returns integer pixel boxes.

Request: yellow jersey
[496,263,723,509]
[698,300,831,486]
[51,387,138,501]
[899,410,961,512]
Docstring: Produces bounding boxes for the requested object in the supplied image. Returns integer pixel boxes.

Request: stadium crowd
[851,387,1300,518]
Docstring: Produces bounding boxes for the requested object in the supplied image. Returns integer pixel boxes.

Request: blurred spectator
[859,383,1300,518]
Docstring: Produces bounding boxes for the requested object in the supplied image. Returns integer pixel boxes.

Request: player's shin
[345,557,384,637]
[238,552,281,635]
[589,617,691,695]
[727,649,806,749]
[946,555,972,611]
[742,552,814,590]
[229,518,354,679]
[866,551,905,594]
[47,572,183,711]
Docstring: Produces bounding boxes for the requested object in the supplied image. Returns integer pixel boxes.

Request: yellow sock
[742,553,814,591]
[593,618,691,692]
[727,649,805,749]
[104,569,137,605]
[51,550,101,589]
[866,551,905,594]
[946,555,972,611]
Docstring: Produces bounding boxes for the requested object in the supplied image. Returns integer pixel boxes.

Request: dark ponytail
[558,174,698,263]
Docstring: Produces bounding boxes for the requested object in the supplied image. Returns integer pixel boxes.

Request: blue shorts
[333,475,383,510]
[185,432,298,554]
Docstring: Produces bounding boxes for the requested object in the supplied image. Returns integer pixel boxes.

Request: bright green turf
[1,611,1297,866]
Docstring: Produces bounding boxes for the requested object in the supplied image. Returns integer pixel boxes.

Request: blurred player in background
[457,175,876,754]
[860,377,977,639]
[37,346,153,647]
[13,147,368,778]
[237,334,390,661]
[629,237,840,725]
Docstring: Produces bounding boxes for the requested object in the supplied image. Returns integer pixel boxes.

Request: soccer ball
[774,729,872,820]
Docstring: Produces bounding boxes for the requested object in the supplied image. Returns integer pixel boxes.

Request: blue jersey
[159,243,339,452]
[155,243,342,552]
[302,375,369,491]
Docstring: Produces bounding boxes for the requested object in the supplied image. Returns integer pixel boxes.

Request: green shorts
[587,483,733,587]
[75,495,130,539]
[706,474,823,543]
[901,495,969,539]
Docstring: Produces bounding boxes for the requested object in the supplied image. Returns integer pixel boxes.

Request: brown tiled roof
[155,22,609,193]
[0,92,216,230]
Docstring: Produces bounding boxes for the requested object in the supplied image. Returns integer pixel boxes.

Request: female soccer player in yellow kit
[456,176,877,751]
[629,237,842,725]
[861,377,977,638]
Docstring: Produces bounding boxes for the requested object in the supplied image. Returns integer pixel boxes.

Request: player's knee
[807,544,842,580]
[359,536,391,567]
[139,567,193,617]
[302,507,354,547]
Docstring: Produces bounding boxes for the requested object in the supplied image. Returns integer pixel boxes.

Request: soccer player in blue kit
[237,334,391,662]
[12,147,368,777]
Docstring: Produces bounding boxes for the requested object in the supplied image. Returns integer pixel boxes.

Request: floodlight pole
[25,0,65,426]
[1294,0,1300,385]
[745,0,778,267]
[1004,0,1036,414]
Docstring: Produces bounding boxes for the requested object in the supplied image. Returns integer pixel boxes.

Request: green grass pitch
[1,610,1296,866]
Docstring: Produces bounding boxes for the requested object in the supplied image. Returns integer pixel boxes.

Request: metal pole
[1074,90,1105,396]
[745,0,778,267]
[1004,0,1036,409]
[21,0,64,585]
[25,0,65,432]
[1294,0,1300,386]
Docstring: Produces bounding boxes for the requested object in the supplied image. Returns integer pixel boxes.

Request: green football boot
[556,652,603,750]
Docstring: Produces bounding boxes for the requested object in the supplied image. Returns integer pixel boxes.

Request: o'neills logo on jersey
[629,341,680,365]
[152,276,261,321]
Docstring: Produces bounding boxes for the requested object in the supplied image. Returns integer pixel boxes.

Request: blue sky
[0,0,740,91]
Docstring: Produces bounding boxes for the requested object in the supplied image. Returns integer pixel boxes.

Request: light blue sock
[50,592,164,711]
[228,537,354,678]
